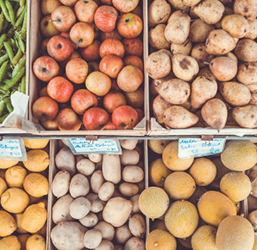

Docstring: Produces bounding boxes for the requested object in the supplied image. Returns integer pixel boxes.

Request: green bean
[15,4,25,27]
[20,0,25,7]
[0,34,7,50]
[3,79,9,84]
[8,37,16,48]
[0,12,4,33]
[20,74,25,93]
[20,6,26,33]
[0,0,11,22]
[4,97,13,112]
[0,100,5,116]
[15,5,24,18]
[3,66,24,90]
[4,41,14,61]
[12,54,25,76]
[17,36,24,52]
[0,60,9,82]
[6,71,12,78]
[9,0,19,2]
[5,0,15,25]
[7,26,14,36]
[0,54,9,65]
[0,113,9,122]
[11,47,22,64]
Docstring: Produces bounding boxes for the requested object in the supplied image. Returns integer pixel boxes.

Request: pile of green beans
[0,0,27,122]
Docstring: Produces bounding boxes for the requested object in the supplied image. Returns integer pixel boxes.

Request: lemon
[0,177,7,195]
[24,139,49,149]
[13,213,27,234]
[5,165,27,188]
[0,160,18,169]
[0,235,21,250]
[23,173,49,198]
[26,234,46,250]
[0,210,17,237]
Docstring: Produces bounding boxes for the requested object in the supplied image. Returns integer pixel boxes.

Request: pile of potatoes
[50,139,146,250]
[0,139,50,250]
[147,0,257,130]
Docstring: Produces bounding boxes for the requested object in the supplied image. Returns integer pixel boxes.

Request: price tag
[178,138,226,159]
[0,139,27,161]
[66,138,122,155]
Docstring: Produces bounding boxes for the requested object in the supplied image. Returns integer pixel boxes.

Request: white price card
[178,138,226,159]
[66,138,122,155]
[0,139,27,161]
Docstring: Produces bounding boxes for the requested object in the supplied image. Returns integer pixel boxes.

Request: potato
[149,24,170,50]
[128,214,146,238]
[168,0,187,9]
[237,62,257,92]
[250,93,257,105]
[130,194,140,214]
[137,180,145,193]
[86,193,106,213]
[170,39,192,56]
[88,153,102,163]
[91,170,105,194]
[120,149,140,166]
[124,237,145,250]
[95,240,114,250]
[52,170,70,198]
[114,246,123,250]
[234,0,257,21]
[156,79,190,105]
[70,174,90,198]
[70,197,91,220]
[115,224,132,244]
[98,182,115,201]
[119,182,139,197]
[55,148,76,175]
[145,50,172,80]
[52,194,74,224]
[152,95,173,124]
[191,43,214,68]
[83,229,102,249]
[94,221,115,241]
[76,159,95,176]
[232,105,257,128]
[120,140,138,150]
[103,197,133,227]
[102,154,121,184]
[122,166,144,183]
[234,39,257,62]
[163,106,199,129]
[219,81,251,106]
[148,0,171,27]
[79,212,98,228]
[51,221,87,250]
[189,20,215,43]
[245,19,257,39]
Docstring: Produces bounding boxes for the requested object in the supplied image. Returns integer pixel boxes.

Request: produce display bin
[28,1,149,137]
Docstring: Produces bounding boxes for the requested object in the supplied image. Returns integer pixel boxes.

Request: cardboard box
[28,1,148,136]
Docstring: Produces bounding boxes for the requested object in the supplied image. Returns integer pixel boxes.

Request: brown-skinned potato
[167,0,187,10]
[191,43,214,68]
[234,0,257,21]
[232,105,257,128]
[149,24,170,50]
[189,20,215,43]
[170,39,192,56]
[234,39,257,62]
[244,19,257,39]
[149,0,171,27]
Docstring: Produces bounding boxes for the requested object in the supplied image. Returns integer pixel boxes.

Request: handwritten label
[178,138,226,159]
[67,138,122,154]
[0,139,26,160]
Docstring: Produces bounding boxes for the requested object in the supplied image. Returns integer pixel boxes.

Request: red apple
[100,0,112,4]
[60,50,82,68]
[74,0,98,23]
[59,0,78,6]
[124,87,144,108]
[70,22,94,48]
[85,71,111,96]
[66,58,88,84]
[41,0,63,15]
[40,38,50,55]
[39,87,49,97]
[71,89,98,115]
[32,96,59,121]
[94,5,118,32]
[104,119,117,130]
[122,37,143,57]
[103,91,126,113]
[40,117,59,130]
[47,76,74,102]
[112,0,139,12]
[99,38,125,58]
[88,22,101,40]
[100,28,122,41]
[123,55,143,71]
[88,62,99,74]
[83,107,109,130]
[40,15,61,38]
[33,56,60,82]
[135,108,144,122]
[50,6,76,32]
[117,13,143,38]
[117,65,143,92]
[47,35,74,61]
[80,40,101,62]
[99,55,124,78]
[112,105,138,129]
[56,108,82,131]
